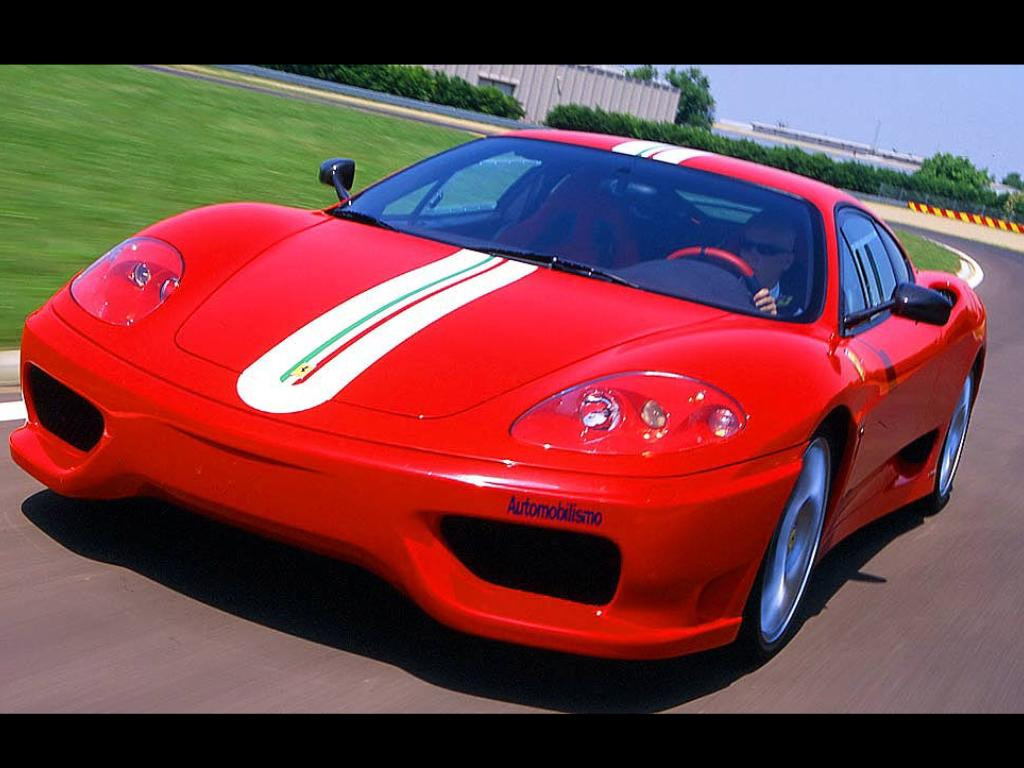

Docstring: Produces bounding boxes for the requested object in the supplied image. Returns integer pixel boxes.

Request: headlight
[71,237,183,326]
[511,372,746,456]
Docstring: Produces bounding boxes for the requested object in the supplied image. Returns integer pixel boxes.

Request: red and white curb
[0,346,25,421]
[926,237,985,288]
[0,399,26,423]
[0,351,25,421]
[0,349,18,391]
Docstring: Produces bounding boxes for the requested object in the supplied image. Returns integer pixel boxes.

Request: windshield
[345,137,827,321]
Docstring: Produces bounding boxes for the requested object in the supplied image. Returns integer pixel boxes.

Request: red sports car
[10,129,985,660]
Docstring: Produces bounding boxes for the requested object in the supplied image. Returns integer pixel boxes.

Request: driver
[740,213,798,316]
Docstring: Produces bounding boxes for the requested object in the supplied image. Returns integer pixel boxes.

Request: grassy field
[893,228,962,273]
[0,65,473,347]
[0,66,963,348]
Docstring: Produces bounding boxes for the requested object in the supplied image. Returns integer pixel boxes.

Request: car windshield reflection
[346,137,827,321]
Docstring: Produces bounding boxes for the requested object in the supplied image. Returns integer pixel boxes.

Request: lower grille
[27,365,104,452]
[440,515,621,605]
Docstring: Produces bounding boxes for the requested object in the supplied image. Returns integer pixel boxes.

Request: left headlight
[510,371,746,456]
[71,237,183,326]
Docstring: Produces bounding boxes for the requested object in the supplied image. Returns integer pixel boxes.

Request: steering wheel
[667,245,761,294]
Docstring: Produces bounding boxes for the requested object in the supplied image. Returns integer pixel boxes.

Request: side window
[874,223,912,285]
[839,234,868,314]
[839,211,897,305]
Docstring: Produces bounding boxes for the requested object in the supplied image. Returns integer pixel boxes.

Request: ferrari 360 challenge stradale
[10,129,985,660]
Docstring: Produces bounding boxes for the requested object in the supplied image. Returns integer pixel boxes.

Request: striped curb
[908,201,1024,235]
[925,237,984,289]
[0,399,27,422]
[0,349,19,388]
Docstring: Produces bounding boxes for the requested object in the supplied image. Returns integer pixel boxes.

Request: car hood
[176,219,728,418]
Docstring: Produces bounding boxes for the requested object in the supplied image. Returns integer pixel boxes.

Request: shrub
[916,153,992,196]
[1003,191,1024,218]
[545,104,1004,212]
[265,64,525,120]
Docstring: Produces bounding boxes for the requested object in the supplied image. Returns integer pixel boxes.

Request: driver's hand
[753,288,778,315]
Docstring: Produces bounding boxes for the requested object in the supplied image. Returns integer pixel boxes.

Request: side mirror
[890,282,953,325]
[319,158,356,201]
[843,281,952,329]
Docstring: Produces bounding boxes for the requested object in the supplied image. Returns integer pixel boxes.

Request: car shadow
[22,490,927,712]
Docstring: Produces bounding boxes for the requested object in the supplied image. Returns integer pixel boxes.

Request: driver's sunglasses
[742,239,792,258]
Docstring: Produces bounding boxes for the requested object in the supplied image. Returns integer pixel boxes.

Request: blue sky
[657,65,1023,181]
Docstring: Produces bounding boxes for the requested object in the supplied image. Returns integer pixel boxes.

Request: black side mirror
[890,282,953,325]
[319,158,356,202]
[844,281,952,330]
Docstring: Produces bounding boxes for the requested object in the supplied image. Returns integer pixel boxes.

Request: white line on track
[0,400,27,423]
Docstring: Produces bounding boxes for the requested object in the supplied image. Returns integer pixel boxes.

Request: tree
[1003,191,1024,218]
[624,64,657,82]
[916,152,992,194]
[1003,172,1023,190]
[664,66,715,131]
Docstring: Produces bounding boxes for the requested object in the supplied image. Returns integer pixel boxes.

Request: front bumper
[11,304,806,660]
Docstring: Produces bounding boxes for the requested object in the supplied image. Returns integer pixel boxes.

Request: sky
[656,65,1023,182]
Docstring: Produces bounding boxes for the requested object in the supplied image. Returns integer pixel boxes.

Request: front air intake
[440,516,621,605]
[27,365,104,452]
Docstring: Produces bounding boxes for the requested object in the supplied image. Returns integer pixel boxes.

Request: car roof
[503,129,862,213]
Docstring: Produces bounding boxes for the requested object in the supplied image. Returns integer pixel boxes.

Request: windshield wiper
[330,207,397,231]
[485,247,640,289]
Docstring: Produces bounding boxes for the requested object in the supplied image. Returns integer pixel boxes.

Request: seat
[496,172,639,269]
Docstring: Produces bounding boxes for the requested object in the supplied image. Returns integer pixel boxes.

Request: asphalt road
[2,227,1022,712]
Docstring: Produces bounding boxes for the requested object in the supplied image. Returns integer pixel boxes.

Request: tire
[924,371,974,516]
[736,435,832,661]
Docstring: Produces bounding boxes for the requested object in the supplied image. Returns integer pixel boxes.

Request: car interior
[364,139,824,320]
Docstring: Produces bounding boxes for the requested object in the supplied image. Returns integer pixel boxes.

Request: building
[421,64,680,124]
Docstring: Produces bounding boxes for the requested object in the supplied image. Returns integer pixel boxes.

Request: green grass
[0,65,473,347]
[893,228,961,273]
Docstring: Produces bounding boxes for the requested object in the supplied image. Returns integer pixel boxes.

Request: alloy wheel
[759,437,831,645]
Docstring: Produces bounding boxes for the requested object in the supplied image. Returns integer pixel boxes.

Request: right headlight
[510,371,747,456]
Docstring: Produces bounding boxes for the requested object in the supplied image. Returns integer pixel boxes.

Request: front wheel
[737,435,832,660]
[925,372,974,515]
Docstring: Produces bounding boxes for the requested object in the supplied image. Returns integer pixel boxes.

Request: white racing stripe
[237,249,498,412]
[0,400,27,423]
[612,140,709,165]
[242,249,497,386]
[238,256,536,414]
[612,140,674,157]
[648,147,710,164]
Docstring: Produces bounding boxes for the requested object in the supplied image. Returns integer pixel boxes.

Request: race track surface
[2,226,1022,712]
